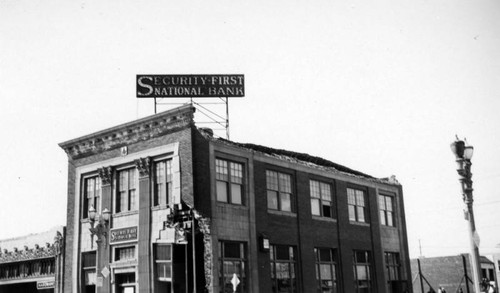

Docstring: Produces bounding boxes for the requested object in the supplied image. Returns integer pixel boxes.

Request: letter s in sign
[137,76,153,96]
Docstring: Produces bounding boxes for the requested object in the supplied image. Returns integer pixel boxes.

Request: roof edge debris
[197,127,400,185]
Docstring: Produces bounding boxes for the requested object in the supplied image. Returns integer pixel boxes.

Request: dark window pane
[224,242,241,259]
[319,249,331,262]
[155,245,171,261]
[276,246,290,260]
[82,251,96,267]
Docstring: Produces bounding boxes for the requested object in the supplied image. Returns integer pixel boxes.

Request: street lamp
[451,137,481,293]
[88,206,110,248]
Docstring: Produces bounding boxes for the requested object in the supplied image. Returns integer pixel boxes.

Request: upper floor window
[216,159,244,205]
[266,171,293,212]
[379,195,395,227]
[219,241,246,293]
[315,248,338,293]
[83,176,101,219]
[116,168,137,213]
[347,188,367,223]
[154,160,173,206]
[310,180,333,218]
[270,245,298,293]
[353,250,372,293]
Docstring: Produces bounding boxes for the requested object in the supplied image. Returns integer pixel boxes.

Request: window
[83,176,101,218]
[266,171,293,212]
[315,248,338,293]
[347,188,367,223]
[216,159,244,205]
[116,168,137,213]
[270,245,297,293]
[353,251,372,293]
[219,241,246,293]
[379,195,395,226]
[385,252,400,281]
[81,251,96,293]
[310,180,333,218]
[115,246,135,262]
[155,244,172,282]
[154,160,173,206]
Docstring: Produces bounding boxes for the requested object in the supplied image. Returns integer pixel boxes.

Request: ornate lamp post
[88,206,111,247]
[88,206,110,292]
[450,138,481,293]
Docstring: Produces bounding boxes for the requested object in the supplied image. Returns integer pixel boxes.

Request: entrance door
[115,272,136,293]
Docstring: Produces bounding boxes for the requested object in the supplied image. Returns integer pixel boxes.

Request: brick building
[59,104,411,293]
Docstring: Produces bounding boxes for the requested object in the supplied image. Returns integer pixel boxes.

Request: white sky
[1,0,499,259]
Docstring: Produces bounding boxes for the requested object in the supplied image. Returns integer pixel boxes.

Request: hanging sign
[136,74,245,98]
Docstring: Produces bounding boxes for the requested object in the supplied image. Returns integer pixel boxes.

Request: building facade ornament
[0,244,58,264]
[135,157,151,177]
[98,166,113,185]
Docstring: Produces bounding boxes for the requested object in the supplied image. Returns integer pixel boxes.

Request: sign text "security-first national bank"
[137,74,244,98]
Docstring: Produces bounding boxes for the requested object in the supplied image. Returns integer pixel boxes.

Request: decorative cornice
[98,166,113,185]
[135,157,151,177]
[0,232,64,264]
[59,104,195,160]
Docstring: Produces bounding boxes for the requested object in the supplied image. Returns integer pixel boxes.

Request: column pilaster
[135,157,152,293]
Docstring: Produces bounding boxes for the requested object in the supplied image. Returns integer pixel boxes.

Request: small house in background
[410,254,497,293]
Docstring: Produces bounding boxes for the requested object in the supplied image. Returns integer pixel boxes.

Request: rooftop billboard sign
[136,74,244,98]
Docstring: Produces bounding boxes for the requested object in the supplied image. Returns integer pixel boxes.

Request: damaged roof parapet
[59,104,195,160]
[197,128,400,185]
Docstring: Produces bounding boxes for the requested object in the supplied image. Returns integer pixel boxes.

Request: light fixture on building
[450,137,481,293]
[88,206,110,248]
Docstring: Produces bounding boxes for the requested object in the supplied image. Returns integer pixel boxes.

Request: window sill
[267,210,296,217]
[114,210,139,218]
[350,221,370,227]
[381,224,397,229]
[312,215,337,223]
[216,202,247,209]
[151,205,169,211]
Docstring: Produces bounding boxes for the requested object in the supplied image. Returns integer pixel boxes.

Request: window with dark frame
[219,241,246,293]
[266,171,293,212]
[155,244,172,282]
[347,188,368,223]
[81,251,97,293]
[353,250,372,293]
[270,245,297,293]
[310,180,334,218]
[315,248,338,293]
[385,252,400,283]
[379,195,395,227]
[154,160,173,206]
[116,168,137,213]
[115,246,135,262]
[216,159,244,205]
[83,176,101,219]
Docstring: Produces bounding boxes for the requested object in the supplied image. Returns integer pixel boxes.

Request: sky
[1,0,499,259]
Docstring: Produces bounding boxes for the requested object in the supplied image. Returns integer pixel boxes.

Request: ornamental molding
[0,232,64,264]
[98,166,113,185]
[135,157,151,177]
[59,105,195,160]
